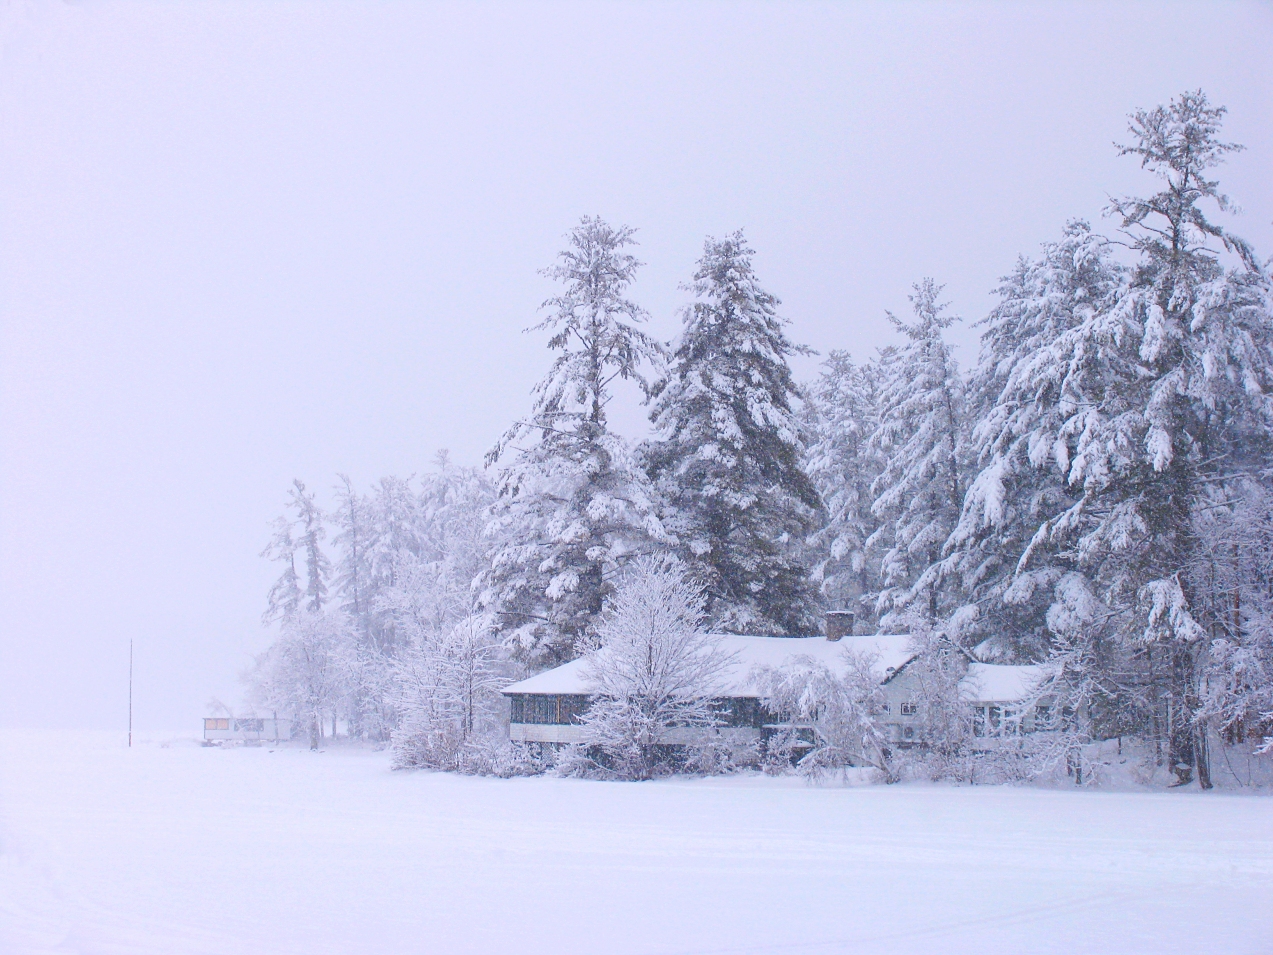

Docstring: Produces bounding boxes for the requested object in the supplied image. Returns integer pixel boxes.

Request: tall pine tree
[804,349,887,626]
[1095,91,1271,785]
[865,279,965,624]
[483,217,668,664]
[332,473,377,640]
[943,222,1124,660]
[967,92,1273,786]
[645,231,820,634]
[261,479,330,623]
[290,479,330,613]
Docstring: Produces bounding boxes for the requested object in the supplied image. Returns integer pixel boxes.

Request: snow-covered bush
[390,612,509,770]
[566,556,737,780]
[246,609,357,750]
[754,650,898,783]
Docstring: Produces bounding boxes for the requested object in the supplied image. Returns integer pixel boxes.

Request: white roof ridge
[501,632,921,697]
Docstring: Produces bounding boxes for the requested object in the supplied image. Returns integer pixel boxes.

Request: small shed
[202,716,292,744]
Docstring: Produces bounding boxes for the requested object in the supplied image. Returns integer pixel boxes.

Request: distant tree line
[245,91,1273,787]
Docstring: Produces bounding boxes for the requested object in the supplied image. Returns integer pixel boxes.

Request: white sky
[2,1,1271,730]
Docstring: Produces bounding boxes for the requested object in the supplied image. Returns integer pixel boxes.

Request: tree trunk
[309,715,320,751]
[1166,649,1197,787]
[1166,701,1195,786]
[1195,722,1213,790]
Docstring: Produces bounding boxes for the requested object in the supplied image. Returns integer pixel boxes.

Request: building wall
[881,670,923,743]
[509,723,589,744]
[879,670,1047,742]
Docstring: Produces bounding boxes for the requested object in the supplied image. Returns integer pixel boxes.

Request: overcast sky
[2,1,1270,731]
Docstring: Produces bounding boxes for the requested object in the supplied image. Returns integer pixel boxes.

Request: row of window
[508,695,590,725]
[508,695,1042,735]
[507,695,776,728]
[875,702,919,716]
[970,705,1049,736]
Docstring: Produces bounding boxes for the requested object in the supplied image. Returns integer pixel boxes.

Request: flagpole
[129,639,134,748]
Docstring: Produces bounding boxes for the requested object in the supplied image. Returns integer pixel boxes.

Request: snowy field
[1,732,1270,955]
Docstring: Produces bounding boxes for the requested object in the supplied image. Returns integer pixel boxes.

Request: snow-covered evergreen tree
[332,473,377,638]
[958,92,1273,786]
[804,349,887,627]
[363,460,497,739]
[942,223,1124,659]
[289,479,330,613]
[415,454,497,614]
[252,460,500,744]
[1080,92,1272,786]
[260,479,331,622]
[483,217,668,664]
[364,475,424,650]
[1193,482,1273,757]
[645,231,821,634]
[377,462,496,650]
[866,280,965,623]
[260,515,302,625]
[255,483,343,742]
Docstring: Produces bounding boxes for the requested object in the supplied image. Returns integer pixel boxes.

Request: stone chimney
[825,610,855,641]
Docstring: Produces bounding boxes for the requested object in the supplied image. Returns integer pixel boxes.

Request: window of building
[971,706,987,737]
[204,718,230,731]
[557,696,588,724]
[524,696,559,724]
[510,694,590,725]
[709,697,764,727]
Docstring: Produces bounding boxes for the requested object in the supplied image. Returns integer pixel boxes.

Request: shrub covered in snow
[562,557,739,780]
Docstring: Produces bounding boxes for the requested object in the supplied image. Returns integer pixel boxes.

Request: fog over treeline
[243,92,1273,787]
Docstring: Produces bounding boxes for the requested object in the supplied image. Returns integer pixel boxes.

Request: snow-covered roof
[501,634,919,699]
[959,662,1045,703]
[501,655,595,696]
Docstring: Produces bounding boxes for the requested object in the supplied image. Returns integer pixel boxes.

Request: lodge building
[502,612,1045,748]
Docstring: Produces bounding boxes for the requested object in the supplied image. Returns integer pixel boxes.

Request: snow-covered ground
[1,732,1270,955]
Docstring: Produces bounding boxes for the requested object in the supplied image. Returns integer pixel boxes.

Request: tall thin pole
[128,639,134,748]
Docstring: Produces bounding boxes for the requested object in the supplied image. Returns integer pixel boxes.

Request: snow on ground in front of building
[1,731,1270,955]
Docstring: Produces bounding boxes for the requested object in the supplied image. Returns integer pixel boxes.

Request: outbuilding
[202,716,292,745]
